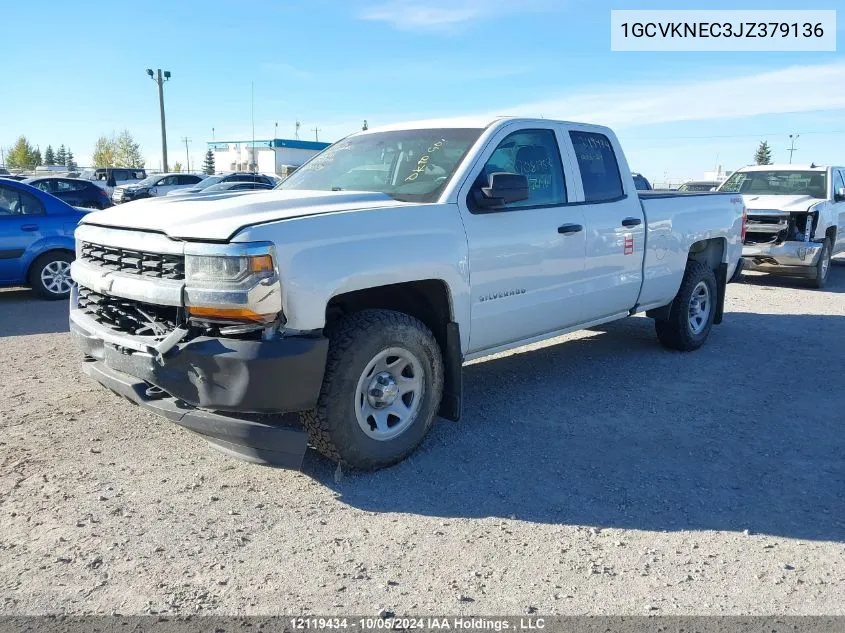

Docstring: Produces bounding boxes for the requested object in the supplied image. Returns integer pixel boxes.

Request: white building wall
[209,140,327,175]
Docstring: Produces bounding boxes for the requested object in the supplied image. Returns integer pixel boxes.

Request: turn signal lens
[249,254,274,273]
[187,306,273,323]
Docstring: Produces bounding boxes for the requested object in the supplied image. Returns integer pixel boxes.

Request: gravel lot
[1,263,844,616]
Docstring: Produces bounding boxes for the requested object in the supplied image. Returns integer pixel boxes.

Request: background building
[207,138,329,176]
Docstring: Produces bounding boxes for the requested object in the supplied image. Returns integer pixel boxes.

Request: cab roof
[361,115,606,134]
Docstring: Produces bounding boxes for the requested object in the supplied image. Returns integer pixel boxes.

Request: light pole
[146,68,171,172]
[788,134,799,164]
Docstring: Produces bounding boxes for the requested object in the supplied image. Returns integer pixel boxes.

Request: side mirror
[474,172,529,210]
[835,187,845,202]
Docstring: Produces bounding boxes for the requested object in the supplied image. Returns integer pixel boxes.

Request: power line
[623,129,845,141]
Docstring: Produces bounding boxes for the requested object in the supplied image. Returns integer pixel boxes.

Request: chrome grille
[80,241,184,280]
[77,285,180,337]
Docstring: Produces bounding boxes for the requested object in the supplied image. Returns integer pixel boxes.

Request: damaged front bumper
[69,288,328,468]
[742,240,824,275]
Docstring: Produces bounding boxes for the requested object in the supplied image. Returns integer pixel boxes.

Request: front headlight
[185,254,274,284]
[184,244,282,324]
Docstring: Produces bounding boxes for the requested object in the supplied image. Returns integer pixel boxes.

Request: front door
[0,184,45,282]
[457,126,587,354]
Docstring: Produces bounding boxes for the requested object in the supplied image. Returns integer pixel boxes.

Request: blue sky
[1,0,843,184]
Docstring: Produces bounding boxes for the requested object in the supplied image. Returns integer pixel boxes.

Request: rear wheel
[655,261,718,351]
[29,251,74,300]
[301,309,444,470]
[810,238,832,289]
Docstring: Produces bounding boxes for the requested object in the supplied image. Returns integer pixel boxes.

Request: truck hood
[80,189,408,240]
[741,194,822,213]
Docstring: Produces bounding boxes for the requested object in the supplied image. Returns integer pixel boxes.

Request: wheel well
[26,248,74,281]
[825,226,836,243]
[325,280,462,421]
[687,238,725,270]
[326,280,453,345]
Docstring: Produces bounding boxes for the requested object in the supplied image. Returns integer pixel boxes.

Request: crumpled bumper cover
[743,240,823,274]
[70,314,328,468]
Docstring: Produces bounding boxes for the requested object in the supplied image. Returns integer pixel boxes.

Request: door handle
[557,223,583,235]
[621,217,642,227]
[21,224,39,232]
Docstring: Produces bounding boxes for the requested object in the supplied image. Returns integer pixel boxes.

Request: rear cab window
[569,131,624,202]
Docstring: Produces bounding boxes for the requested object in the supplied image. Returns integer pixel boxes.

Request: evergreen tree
[5,136,38,170]
[202,149,215,175]
[44,145,55,165]
[754,141,773,165]
[66,148,76,171]
[56,144,67,166]
[32,148,42,167]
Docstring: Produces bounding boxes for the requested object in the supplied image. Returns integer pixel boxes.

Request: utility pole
[146,68,171,171]
[212,127,215,142]
[788,134,799,164]
[181,137,191,172]
[311,127,321,142]
[274,121,278,139]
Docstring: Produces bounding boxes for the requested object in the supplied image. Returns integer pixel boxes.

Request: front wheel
[810,238,832,289]
[655,261,718,351]
[29,251,74,300]
[301,309,444,470]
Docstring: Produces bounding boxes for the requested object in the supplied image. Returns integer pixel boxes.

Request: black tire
[301,309,444,470]
[810,238,832,289]
[28,251,75,300]
[655,261,718,352]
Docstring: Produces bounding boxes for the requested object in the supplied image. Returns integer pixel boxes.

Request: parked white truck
[69,117,745,469]
[718,164,845,288]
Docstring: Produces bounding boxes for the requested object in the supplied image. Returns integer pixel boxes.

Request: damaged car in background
[719,164,845,288]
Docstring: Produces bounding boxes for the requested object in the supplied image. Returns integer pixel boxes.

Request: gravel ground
[1,263,844,616]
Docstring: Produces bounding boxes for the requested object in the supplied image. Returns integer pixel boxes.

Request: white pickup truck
[718,164,845,288]
[69,117,745,469]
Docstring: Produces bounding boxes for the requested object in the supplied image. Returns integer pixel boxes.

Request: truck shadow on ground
[0,288,69,336]
[311,276,845,541]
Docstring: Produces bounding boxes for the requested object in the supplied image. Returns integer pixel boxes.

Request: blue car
[0,179,88,299]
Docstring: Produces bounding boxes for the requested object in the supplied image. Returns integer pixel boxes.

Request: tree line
[4,137,76,171]
[2,130,145,171]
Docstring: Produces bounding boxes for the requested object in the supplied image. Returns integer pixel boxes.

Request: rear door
[457,124,587,354]
[832,169,845,255]
[0,184,46,283]
[54,179,85,206]
[563,128,645,319]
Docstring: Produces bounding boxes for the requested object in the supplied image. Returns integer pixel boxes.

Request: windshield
[204,182,236,192]
[278,128,483,203]
[196,175,223,189]
[719,170,827,198]
[679,182,717,192]
[135,175,160,187]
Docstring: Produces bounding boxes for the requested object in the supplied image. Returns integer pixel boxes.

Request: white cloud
[360,0,555,31]
[486,62,845,128]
